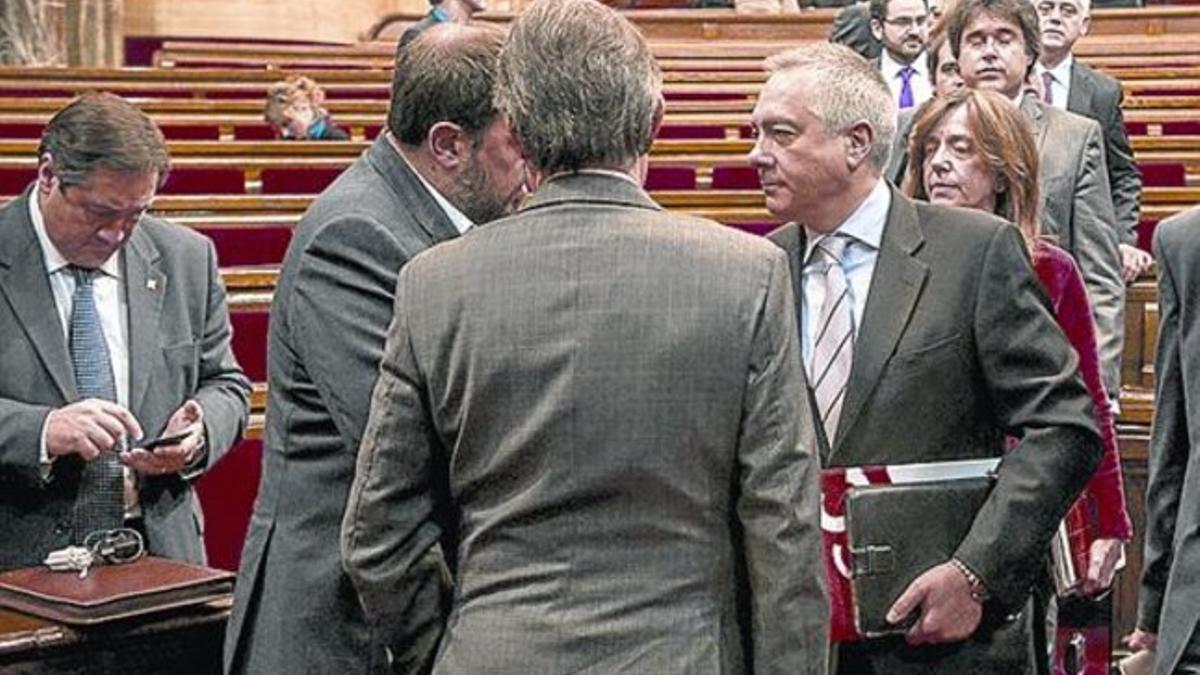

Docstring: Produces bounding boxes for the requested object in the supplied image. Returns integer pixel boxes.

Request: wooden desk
[0,598,229,674]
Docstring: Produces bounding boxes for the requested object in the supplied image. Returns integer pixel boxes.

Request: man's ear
[1080,14,1091,37]
[36,154,56,195]
[844,120,876,171]
[426,121,470,170]
[870,18,885,42]
[650,93,666,140]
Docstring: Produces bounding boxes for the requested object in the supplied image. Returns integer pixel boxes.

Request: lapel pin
[146,278,158,292]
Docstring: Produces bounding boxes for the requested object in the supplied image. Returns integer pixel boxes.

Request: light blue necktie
[69,266,125,540]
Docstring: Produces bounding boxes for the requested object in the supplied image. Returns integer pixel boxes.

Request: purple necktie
[898,65,915,109]
[1042,71,1055,106]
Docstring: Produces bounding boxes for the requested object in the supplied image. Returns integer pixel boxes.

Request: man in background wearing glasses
[870,0,933,113]
[0,92,251,571]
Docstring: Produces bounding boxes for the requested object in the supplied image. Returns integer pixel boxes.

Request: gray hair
[494,0,662,174]
[764,43,896,172]
[38,92,170,188]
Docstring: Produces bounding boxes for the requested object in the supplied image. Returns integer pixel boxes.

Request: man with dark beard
[224,23,527,675]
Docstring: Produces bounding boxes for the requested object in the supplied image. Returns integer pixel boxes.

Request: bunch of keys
[43,528,146,579]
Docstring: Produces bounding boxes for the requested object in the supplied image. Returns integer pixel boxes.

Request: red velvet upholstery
[325,87,390,100]
[1138,162,1186,187]
[711,166,760,190]
[196,438,263,571]
[197,225,294,266]
[160,167,245,195]
[1138,218,1159,253]
[657,124,726,140]
[643,166,696,190]
[229,308,269,382]
[260,167,344,194]
[365,125,384,140]
[160,124,221,141]
[233,124,278,141]
[1124,121,1148,136]
[0,168,37,196]
[2,88,74,98]
[1160,121,1200,135]
[0,123,44,138]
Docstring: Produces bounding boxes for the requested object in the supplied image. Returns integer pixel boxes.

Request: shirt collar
[881,49,928,80]
[1036,53,1074,84]
[389,133,475,235]
[544,168,641,187]
[804,178,890,261]
[430,6,450,22]
[28,188,121,279]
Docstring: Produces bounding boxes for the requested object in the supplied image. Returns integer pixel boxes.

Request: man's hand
[1120,243,1154,283]
[45,399,143,461]
[887,561,983,646]
[1082,538,1124,596]
[1125,628,1158,652]
[120,400,205,476]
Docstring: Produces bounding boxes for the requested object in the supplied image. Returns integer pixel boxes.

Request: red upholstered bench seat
[1139,163,1187,187]
[196,438,263,571]
[0,168,36,196]
[160,167,245,195]
[644,166,696,190]
[198,224,294,267]
[229,308,269,383]
[712,166,760,190]
[260,167,345,194]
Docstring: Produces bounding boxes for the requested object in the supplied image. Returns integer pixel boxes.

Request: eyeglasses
[44,528,146,578]
[883,15,929,29]
[58,183,151,227]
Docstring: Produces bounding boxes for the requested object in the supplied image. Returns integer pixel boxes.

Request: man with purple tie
[869,0,933,112]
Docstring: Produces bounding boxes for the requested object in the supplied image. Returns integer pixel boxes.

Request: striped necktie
[809,235,855,444]
[898,65,916,109]
[68,266,125,539]
[1041,71,1055,106]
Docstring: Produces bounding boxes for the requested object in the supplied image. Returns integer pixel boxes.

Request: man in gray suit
[224,25,527,675]
[1034,0,1150,282]
[890,0,1124,397]
[341,1,827,673]
[0,93,250,570]
[754,43,1101,673]
[1127,206,1200,674]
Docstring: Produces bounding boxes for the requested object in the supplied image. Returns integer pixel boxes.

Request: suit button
[54,522,70,536]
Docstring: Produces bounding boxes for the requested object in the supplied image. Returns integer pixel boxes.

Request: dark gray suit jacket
[0,189,250,570]
[770,189,1102,672]
[342,172,828,675]
[1138,207,1200,675]
[224,136,462,675]
[830,2,881,61]
[889,96,1125,394]
[1068,60,1142,246]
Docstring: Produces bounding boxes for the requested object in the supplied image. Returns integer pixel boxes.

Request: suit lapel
[830,191,928,459]
[1067,62,1093,115]
[1021,95,1050,156]
[0,191,76,402]
[124,229,165,416]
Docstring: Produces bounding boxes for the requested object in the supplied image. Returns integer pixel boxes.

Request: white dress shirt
[1036,55,1073,110]
[880,49,933,112]
[801,179,891,376]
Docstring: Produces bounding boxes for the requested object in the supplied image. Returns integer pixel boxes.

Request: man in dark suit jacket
[890,0,1125,397]
[832,2,883,60]
[0,93,250,570]
[753,42,1101,673]
[341,1,828,673]
[1128,206,1200,675]
[399,0,485,48]
[224,25,527,675]
[1035,0,1150,282]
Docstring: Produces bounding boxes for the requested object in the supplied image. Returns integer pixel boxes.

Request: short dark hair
[388,23,504,145]
[870,0,929,23]
[38,92,170,188]
[947,0,1041,77]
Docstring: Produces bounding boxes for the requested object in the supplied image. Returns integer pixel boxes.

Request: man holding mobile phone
[0,93,251,570]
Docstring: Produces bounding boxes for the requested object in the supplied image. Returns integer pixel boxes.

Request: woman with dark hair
[906,88,1132,589]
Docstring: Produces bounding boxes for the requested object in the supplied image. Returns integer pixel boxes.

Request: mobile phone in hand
[130,431,191,450]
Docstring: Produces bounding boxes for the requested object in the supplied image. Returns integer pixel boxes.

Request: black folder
[844,476,994,637]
